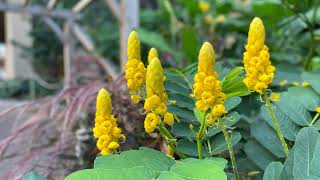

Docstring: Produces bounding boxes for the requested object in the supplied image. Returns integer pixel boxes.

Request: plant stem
[218,119,240,180]
[159,123,175,142]
[196,112,207,159]
[309,113,320,126]
[263,90,289,156]
[158,124,187,159]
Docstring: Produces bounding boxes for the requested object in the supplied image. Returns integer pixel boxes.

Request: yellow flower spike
[93,88,125,155]
[198,0,210,12]
[125,31,146,94]
[198,42,215,75]
[315,107,320,113]
[148,48,158,64]
[96,88,112,118]
[243,17,275,94]
[127,31,141,61]
[146,57,166,99]
[193,42,226,116]
[247,17,265,52]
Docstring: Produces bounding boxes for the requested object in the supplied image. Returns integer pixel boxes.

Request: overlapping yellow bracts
[93,88,125,155]
[125,31,146,103]
[148,48,158,64]
[144,58,174,133]
[193,42,226,117]
[243,17,275,94]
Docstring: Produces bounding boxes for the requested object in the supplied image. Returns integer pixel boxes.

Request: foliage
[3,0,320,179]
[65,148,228,180]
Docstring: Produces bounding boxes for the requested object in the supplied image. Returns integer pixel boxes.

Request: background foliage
[2,0,320,179]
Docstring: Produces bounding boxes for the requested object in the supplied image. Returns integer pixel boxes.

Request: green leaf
[194,107,205,123]
[293,127,320,179]
[280,147,295,180]
[165,70,191,90]
[244,140,278,170]
[275,92,312,126]
[224,96,242,111]
[168,106,196,122]
[263,162,283,180]
[272,64,303,85]
[260,105,300,141]
[168,92,195,110]
[252,1,291,24]
[165,81,190,95]
[176,139,209,157]
[171,122,197,139]
[22,172,46,180]
[94,147,175,176]
[302,72,320,94]
[222,67,250,97]
[65,167,154,180]
[181,26,199,63]
[205,111,240,138]
[137,28,172,53]
[288,87,320,111]
[210,132,242,155]
[251,121,286,158]
[168,158,228,180]
[158,171,184,180]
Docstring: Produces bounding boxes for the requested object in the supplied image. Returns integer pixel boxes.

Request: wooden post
[4,1,33,79]
[120,0,139,71]
[63,20,75,87]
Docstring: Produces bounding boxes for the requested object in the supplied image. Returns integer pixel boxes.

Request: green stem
[263,90,289,156]
[309,113,320,126]
[218,119,240,180]
[159,123,175,141]
[158,124,187,159]
[196,113,207,159]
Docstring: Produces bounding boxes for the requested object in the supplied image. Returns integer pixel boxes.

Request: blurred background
[0,0,319,179]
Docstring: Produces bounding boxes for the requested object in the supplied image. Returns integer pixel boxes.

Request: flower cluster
[193,42,226,117]
[198,0,210,13]
[243,17,275,94]
[125,31,146,103]
[148,48,158,64]
[93,88,125,155]
[144,58,174,133]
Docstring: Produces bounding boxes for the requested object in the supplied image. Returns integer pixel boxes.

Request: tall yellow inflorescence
[193,42,226,117]
[125,31,146,103]
[243,17,275,94]
[148,48,158,64]
[144,57,174,133]
[93,88,125,155]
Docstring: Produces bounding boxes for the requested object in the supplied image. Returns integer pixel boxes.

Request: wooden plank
[72,0,93,13]
[119,0,139,71]
[47,0,58,10]
[0,2,78,19]
[63,21,75,87]
[104,0,120,21]
[42,17,63,41]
